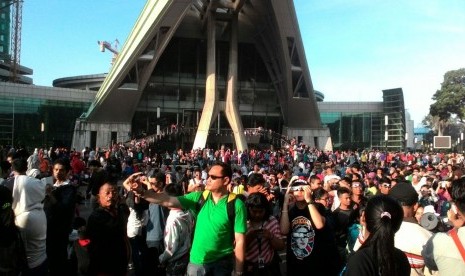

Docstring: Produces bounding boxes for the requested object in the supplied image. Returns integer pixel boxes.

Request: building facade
[0,1,415,152]
[0,82,93,148]
[318,88,410,151]
[71,0,331,152]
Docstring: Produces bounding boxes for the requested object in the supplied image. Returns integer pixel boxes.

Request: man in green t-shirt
[127,162,247,276]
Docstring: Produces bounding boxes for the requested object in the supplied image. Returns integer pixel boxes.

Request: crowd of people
[1,141,465,275]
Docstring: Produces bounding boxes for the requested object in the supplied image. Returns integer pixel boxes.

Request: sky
[21,0,465,127]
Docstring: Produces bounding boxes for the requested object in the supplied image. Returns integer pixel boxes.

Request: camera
[419,213,452,233]
[258,257,265,269]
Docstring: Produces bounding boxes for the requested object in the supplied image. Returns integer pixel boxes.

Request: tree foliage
[430,68,465,124]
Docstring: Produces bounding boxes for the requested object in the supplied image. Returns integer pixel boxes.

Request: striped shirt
[245,216,283,264]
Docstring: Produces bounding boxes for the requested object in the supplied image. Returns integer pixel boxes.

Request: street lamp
[384,115,388,151]
[40,122,45,147]
[460,132,463,152]
[156,106,160,136]
[405,132,408,151]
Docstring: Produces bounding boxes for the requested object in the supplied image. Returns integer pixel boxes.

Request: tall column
[224,15,248,152]
[193,13,219,149]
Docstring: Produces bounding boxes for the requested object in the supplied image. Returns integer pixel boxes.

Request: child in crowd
[245,192,284,276]
[71,216,90,276]
[159,184,194,276]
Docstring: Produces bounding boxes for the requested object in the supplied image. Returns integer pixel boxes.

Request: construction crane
[1,0,23,83]
[98,39,119,66]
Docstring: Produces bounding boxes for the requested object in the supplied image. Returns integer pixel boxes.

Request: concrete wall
[283,127,332,151]
[72,119,131,150]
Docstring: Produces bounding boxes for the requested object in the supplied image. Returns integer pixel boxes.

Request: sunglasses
[292,232,313,238]
[317,197,330,202]
[208,175,225,180]
[382,184,391,189]
[352,183,362,188]
[290,185,307,192]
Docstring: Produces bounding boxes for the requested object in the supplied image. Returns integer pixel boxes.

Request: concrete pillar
[224,15,248,151]
[193,13,219,149]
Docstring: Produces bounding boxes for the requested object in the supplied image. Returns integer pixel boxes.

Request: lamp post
[405,132,408,152]
[460,132,463,152]
[40,122,45,147]
[156,106,160,136]
[384,115,388,152]
[414,137,417,152]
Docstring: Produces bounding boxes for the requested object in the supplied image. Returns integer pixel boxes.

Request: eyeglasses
[352,183,362,188]
[381,184,391,189]
[208,174,225,180]
[290,185,307,192]
[292,232,313,238]
[317,197,330,202]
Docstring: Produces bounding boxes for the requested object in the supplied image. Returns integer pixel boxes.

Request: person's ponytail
[360,195,403,276]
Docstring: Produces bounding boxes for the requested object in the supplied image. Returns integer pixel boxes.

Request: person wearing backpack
[126,162,247,276]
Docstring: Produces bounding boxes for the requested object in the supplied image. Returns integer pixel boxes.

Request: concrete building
[318,88,411,151]
[0,0,415,152]
[70,0,331,152]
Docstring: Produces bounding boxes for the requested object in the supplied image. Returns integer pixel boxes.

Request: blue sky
[21,0,465,126]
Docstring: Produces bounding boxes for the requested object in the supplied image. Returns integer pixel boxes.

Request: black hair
[53,158,71,172]
[450,177,465,214]
[420,184,430,190]
[126,191,149,220]
[247,173,265,187]
[149,172,166,187]
[341,176,353,185]
[0,161,11,177]
[360,195,403,276]
[164,183,183,197]
[212,162,232,179]
[312,187,328,201]
[337,187,351,198]
[11,158,27,174]
[379,176,391,185]
[245,192,271,220]
[309,175,321,184]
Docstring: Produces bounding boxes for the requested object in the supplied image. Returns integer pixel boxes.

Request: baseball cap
[388,181,418,206]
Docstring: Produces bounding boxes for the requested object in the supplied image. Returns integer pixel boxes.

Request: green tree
[430,68,465,135]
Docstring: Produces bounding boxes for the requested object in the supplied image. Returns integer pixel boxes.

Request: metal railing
[127,127,292,149]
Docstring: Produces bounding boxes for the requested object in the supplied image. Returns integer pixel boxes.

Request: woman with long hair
[344,195,409,276]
